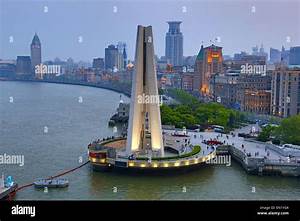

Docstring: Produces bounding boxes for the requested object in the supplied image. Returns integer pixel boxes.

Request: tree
[275,114,300,145]
[257,125,276,142]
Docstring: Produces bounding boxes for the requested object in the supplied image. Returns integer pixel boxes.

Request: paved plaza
[166,124,300,163]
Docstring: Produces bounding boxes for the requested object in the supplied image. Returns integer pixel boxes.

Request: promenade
[168,124,300,164]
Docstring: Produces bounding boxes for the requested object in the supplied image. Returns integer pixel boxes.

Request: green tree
[275,114,300,145]
[257,125,277,142]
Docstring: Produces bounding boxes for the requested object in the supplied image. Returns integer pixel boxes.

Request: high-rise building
[194,44,223,94]
[16,56,31,75]
[126,25,164,157]
[105,44,119,71]
[30,33,41,73]
[116,42,126,71]
[271,64,300,117]
[289,46,300,65]
[270,48,281,64]
[165,21,183,66]
[123,47,127,69]
[281,46,290,64]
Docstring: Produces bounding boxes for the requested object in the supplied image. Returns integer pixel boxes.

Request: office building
[165,21,183,66]
[271,64,300,117]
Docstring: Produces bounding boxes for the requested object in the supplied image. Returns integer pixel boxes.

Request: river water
[0,81,300,200]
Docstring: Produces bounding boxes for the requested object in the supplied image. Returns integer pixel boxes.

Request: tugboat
[0,174,18,200]
[34,178,69,188]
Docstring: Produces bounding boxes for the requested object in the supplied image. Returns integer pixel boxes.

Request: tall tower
[30,33,41,73]
[123,45,127,69]
[165,21,183,66]
[126,25,164,157]
[194,44,223,94]
[105,44,118,71]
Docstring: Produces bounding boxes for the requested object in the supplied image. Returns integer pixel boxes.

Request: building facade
[194,44,223,94]
[271,65,300,117]
[289,46,300,65]
[270,48,281,64]
[30,33,41,73]
[165,21,183,67]
[92,58,104,70]
[211,73,239,108]
[16,56,31,75]
[105,44,119,71]
[237,74,272,114]
[243,89,271,114]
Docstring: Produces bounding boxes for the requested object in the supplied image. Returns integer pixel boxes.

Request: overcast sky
[0,0,300,62]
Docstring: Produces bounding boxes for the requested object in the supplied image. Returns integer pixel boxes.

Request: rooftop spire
[31,33,41,45]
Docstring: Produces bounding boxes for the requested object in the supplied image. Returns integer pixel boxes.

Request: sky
[0,0,300,62]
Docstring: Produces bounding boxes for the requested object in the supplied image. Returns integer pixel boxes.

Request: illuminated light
[194,159,198,164]
[100,159,106,163]
[140,163,146,168]
[185,161,190,166]
[152,163,158,168]
[174,162,180,167]
[207,56,212,63]
[128,162,134,167]
[163,163,169,167]
[91,158,96,163]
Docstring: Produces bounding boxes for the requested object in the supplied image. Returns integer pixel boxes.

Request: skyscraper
[289,46,300,65]
[281,46,290,64]
[165,21,183,66]
[270,48,281,64]
[126,25,164,157]
[105,44,118,71]
[30,33,41,73]
[117,42,126,71]
[194,44,223,94]
[123,46,127,69]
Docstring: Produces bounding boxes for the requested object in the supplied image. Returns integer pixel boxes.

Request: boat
[33,178,69,188]
[0,174,18,200]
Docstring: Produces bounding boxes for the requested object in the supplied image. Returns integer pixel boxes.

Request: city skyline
[1,0,300,62]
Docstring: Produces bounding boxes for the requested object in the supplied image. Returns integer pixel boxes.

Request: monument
[126,25,164,157]
[88,25,216,172]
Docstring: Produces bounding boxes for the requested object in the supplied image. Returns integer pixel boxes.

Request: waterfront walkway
[170,124,300,164]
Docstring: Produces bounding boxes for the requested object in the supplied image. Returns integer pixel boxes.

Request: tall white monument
[126,25,164,157]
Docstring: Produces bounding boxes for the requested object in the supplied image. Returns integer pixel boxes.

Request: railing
[264,159,300,166]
